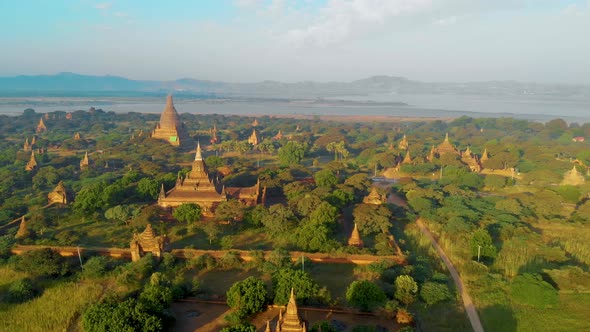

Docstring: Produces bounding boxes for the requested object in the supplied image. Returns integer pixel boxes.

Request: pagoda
[15,216,30,240]
[23,137,32,152]
[80,151,91,170]
[74,132,82,140]
[461,147,482,172]
[48,181,69,205]
[427,145,436,162]
[348,223,364,247]
[363,187,385,205]
[398,134,409,150]
[248,129,261,146]
[210,125,219,144]
[252,118,259,127]
[273,130,284,141]
[158,142,227,215]
[561,165,586,186]
[36,117,47,133]
[276,289,307,332]
[130,224,168,262]
[436,133,459,156]
[25,151,38,171]
[402,151,412,164]
[151,95,190,146]
[480,148,489,162]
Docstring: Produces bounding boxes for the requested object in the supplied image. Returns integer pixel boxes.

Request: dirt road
[416,218,484,332]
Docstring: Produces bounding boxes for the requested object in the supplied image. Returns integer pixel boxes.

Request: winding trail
[416,218,484,332]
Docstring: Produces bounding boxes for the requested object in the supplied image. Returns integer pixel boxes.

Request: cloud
[234,0,263,8]
[433,15,458,25]
[94,2,112,10]
[283,0,433,47]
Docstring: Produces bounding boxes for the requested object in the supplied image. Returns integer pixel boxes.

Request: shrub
[7,278,38,303]
[420,282,452,305]
[346,280,386,312]
[14,248,70,278]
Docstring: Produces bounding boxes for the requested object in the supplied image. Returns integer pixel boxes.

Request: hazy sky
[1,0,589,83]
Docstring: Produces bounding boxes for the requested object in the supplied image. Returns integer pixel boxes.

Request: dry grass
[0,282,103,332]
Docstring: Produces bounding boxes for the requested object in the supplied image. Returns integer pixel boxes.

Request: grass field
[0,281,103,332]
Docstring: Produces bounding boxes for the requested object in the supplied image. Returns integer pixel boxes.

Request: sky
[0,0,589,84]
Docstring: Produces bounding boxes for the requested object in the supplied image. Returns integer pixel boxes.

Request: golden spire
[15,216,29,239]
[444,132,449,142]
[348,223,363,247]
[195,141,203,161]
[481,148,489,161]
[25,151,37,171]
[159,184,166,199]
[265,320,272,332]
[402,151,412,164]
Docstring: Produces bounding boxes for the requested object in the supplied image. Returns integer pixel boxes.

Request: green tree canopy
[226,276,268,319]
[172,203,202,223]
[272,268,321,305]
[394,275,418,306]
[278,141,306,166]
[345,280,386,311]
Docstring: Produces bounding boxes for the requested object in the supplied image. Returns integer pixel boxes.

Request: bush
[420,282,451,305]
[346,280,386,312]
[510,273,558,308]
[82,256,111,279]
[14,248,70,278]
[7,278,38,303]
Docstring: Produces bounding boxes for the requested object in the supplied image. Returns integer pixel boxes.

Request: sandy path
[416,218,484,332]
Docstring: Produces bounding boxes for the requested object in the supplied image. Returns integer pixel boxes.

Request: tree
[73,181,108,214]
[345,280,386,311]
[272,268,321,305]
[201,220,222,244]
[261,204,294,237]
[173,203,202,223]
[394,275,418,306]
[420,282,451,305]
[215,199,245,222]
[278,141,306,166]
[352,204,392,235]
[226,276,268,319]
[220,324,257,332]
[14,248,70,278]
[7,278,37,303]
[470,229,497,262]
[137,178,160,200]
[314,169,338,188]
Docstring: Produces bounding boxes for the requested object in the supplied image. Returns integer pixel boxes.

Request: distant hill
[0,72,588,98]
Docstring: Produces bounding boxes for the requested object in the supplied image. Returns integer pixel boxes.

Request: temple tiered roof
[398,134,409,150]
[36,117,47,133]
[248,129,260,145]
[48,181,68,205]
[80,151,91,170]
[25,151,38,171]
[130,224,167,261]
[436,133,459,156]
[561,165,586,186]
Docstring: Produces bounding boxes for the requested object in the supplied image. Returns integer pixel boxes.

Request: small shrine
[402,151,412,165]
[398,134,409,150]
[23,137,32,152]
[25,151,38,171]
[273,130,283,141]
[266,289,307,332]
[561,165,585,186]
[15,216,30,240]
[48,181,69,205]
[363,187,385,205]
[36,117,47,133]
[348,223,364,247]
[74,132,82,140]
[80,151,91,170]
[248,129,261,146]
[130,224,168,262]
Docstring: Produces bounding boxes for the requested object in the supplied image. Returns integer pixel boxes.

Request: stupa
[25,151,38,171]
[248,129,261,146]
[23,137,32,152]
[80,151,91,170]
[274,289,307,332]
[15,216,30,240]
[130,224,168,262]
[561,165,586,186]
[151,95,190,146]
[436,133,459,156]
[48,181,69,205]
[363,187,385,205]
[398,134,409,150]
[36,117,47,133]
[348,223,364,247]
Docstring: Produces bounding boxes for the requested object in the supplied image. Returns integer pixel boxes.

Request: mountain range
[0,72,588,98]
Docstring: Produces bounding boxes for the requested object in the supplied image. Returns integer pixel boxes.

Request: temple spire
[348,223,364,247]
[195,141,203,161]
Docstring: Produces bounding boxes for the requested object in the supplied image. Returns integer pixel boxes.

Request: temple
[561,165,586,186]
[273,130,284,141]
[48,181,69,205]
[461,147,482,172]
[398,134,409,150]
[15,216,30,240]
[436,133,459,156]
[23,137,32,151]
[348,223,363,247]
[25,151,38,171]
[402,151,412,165]
[248,129,261,146]
[80,151,91,170]
[36,117,47,133]
[130,224,168,262]
[74,132,82,140]
[158,143,263,216]
[267,289,306,332]
[363,187,385,205]
[151,95,190,146]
